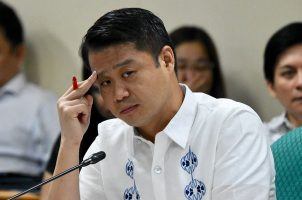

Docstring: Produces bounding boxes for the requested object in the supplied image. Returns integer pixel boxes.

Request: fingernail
[92,71,96,76]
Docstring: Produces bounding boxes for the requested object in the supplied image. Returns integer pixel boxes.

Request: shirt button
[153,165,162,174]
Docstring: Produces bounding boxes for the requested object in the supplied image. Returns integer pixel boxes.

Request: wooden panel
[0,190,39,200]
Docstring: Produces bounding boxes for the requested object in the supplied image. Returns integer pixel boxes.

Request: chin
[120,117,141,127]
[288,109,302,118]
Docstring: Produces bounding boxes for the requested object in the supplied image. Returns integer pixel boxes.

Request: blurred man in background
[0,1,59,191]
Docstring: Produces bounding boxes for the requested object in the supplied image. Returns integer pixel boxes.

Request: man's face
[89,43,175,128]
[0,30,22,87]
[268,44,302,119]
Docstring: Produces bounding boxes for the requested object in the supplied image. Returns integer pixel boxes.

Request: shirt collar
[283,113,295,129]
[163,84,197,149]
[0,73,26,96]
[269,112,295,131]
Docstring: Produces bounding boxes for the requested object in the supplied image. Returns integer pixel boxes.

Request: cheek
[95,95,105,107]
[200,71,212,79]
[101,93,114,109]
[193,72,212,83]
[273,83,293,103]
[0,56,8,67]
[205,73,214,84]
[177,71,186,81]
[274,80,293,94]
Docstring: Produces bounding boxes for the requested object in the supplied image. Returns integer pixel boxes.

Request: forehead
[88,43,154,75]
[175,41,208,59]
[276,44,302,68]
[89,43,135,70]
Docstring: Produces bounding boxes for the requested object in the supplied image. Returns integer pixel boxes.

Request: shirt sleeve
[80,136,107,200]
[212,108,275,200]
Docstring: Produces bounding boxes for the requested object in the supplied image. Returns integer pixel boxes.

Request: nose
[113,81,129,103]
[177,70,187,82]
[295,70,302,91]
[185,68,196,80]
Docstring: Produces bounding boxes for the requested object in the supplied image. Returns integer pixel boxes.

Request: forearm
[40,172,52,200]
[48,72,97,199]
[48,140,81,200]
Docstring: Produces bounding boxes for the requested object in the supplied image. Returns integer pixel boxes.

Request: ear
[266,80,277,98]
[158,45,175,72]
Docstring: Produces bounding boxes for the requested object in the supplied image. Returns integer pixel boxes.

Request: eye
[100,80,111,87]
[122,71,135,78]
[281,70,295,79]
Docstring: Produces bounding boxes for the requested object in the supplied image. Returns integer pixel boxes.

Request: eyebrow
[177,58,209,63]
[279,64,295,70]
[97,58,135,78]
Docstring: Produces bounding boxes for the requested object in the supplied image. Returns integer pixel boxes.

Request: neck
[287,112,302,128]
[0,68,20,87]
[137,83,184,143]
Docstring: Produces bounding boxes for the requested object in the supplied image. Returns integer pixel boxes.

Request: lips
[120,104,139,115]
[292,97,302,102]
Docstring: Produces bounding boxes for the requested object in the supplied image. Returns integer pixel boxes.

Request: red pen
[72,76,78,90]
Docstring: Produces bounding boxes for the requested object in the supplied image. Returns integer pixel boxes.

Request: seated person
[170,26,226,98]
[48,8,274,200]
[0,1,59,191]
[263,22,302,144]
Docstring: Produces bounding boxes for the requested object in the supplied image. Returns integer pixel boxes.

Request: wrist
[60,136,82,148]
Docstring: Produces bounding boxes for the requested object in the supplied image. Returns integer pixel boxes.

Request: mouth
[292,97,302,102]
[120,104,139,115]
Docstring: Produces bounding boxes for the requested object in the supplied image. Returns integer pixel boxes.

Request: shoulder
[98,118,130,131]
[188,93,265,148]
[264,113,284,130]
[97,118,132,139]
[21,82,57,105]
[272,127,302,154]
[28,83,56,100]
[193,93,259,121]
[263,113,289,144]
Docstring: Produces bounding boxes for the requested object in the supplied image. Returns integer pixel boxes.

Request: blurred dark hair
[0,1,23,48]
[82,64,92,80]
[264,22,302,83]
[170,26,226,98]
[80,8,175,69]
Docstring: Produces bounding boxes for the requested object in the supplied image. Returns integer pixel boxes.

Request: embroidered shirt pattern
[181,147,206,200]
[124,159,140,200]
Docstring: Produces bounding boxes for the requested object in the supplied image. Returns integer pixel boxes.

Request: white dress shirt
[80,85,275,200]
[0,73,60,176]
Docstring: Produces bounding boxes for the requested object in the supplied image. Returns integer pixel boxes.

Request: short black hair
[170,26,226,98]
[0,1,24,48]
[80,8,174,69]
[264,22,302,83]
